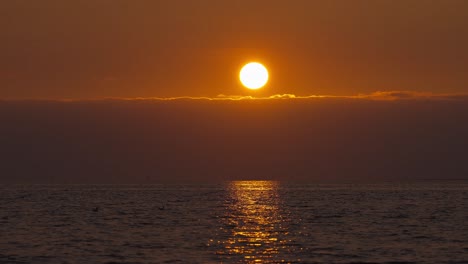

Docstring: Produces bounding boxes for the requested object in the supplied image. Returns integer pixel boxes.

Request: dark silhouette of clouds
[1,92,467,183]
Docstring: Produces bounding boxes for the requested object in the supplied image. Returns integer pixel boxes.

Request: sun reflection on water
[217,181,291,263]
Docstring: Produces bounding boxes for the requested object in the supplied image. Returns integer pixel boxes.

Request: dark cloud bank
[1,94,468,184]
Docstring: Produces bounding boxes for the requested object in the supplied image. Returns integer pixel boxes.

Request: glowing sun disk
[240,62,269,90]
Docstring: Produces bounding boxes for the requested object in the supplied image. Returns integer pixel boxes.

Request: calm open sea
[0,182,467,264]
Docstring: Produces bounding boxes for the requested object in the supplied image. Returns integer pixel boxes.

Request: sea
[0,181,467,264]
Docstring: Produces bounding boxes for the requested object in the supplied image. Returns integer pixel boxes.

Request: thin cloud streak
[101,91,468,101]
[1,91,467,102]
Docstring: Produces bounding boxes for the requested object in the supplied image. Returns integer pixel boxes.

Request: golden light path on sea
[218,181,293,263]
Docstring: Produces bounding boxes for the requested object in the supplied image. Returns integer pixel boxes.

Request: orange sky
[1,0,468,99]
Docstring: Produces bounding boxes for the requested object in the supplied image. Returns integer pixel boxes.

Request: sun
[240,62,269,90]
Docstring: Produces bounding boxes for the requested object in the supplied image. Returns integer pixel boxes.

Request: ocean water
[0,182,467,264]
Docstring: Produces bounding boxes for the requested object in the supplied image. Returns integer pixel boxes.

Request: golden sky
[1,0,468,99]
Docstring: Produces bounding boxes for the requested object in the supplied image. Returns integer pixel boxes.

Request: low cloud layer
[1,92,467,183]
[3,91,467,102]
[109,91,468,102]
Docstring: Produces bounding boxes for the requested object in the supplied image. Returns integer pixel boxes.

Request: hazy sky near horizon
[1,97,468,183]
[1,0,468,98]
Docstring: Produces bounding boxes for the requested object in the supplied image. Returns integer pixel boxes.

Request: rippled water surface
[1,182,467,263]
